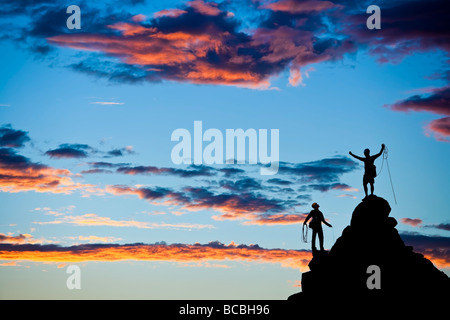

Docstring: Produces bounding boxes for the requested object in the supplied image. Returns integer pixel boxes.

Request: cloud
[0,241,312,270]
[261,0,337,14]
[187,0,222,16]
[3,0,449,91]
[34,213,214,230]
[302,182,358,193]
[400,232,450,269]
[45,143,92,159]
[0,147,95,194]
[115,164,215,177]
[101,155,358,224]
[241,213,307,225]
[0,124,30,148]
[341,0,450,64]
[424,223,450,232]
[0,233,32,243]
[266,178,293,186]
[154,8,187,19]
[386,86,450,116]
[219,178,262,192]
[338,0,450,143]
[104,146,135,158]
[425,117,450,142]
[46,143,135,159]
[278,157,359,183]
[67,235,123,243]
[38,0,354,89]
[106,183,296,224]
[400,218,423,227]
[385,85,450,141]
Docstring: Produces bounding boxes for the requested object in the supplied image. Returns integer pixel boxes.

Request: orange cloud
[0,242,312,271]
[288,68,303,87]
[0,147,97,195]
[212,212,307,226]
[34,213,214,230]
[0,233,32,243]
[242,213,307,225]
[45,3,348,89]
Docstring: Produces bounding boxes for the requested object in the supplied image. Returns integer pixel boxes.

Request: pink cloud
[261,0,337,14]
[187,0,222,16]
[400,218,423,227]
[425,117,450,142]
[153,8,187,18]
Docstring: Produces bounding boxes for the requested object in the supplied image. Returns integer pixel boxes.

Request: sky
[0,0,449,299]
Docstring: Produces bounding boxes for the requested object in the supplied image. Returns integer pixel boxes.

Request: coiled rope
[301,224,309,243]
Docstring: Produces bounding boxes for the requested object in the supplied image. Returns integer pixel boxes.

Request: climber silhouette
[349,144,385,199]
[303,203,332,253]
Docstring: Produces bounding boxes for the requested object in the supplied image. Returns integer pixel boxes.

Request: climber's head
[364,148,370,157]
[312,203,319,209]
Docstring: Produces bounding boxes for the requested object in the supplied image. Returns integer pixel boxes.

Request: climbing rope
[377,145,397,205]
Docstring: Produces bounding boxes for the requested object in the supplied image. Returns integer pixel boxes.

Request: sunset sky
[0,0,449,299]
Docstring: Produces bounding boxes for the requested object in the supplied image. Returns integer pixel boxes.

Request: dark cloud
[0,147,46,171]
[278,156,359,183]
[87,161,131,168]
[400,232,450,268]
[116,164,216,177]
[301,182,356,193]
[92,154,358,222]
[45,143,91,159]
[219,177,262,192]
[340,0,450,63]
[424,223,450,232]
[218,167,245,177]
[104,146,135,158]
[80,168,113,174]
[108,183,293,218]
[1,0,448,90]
[46,143,135,159]
[0,124,30,148]
[266,178,293,186]
[69,58,157,84]
[386,85,450,141]
[387,86,450,116]
[183,186,290,215]
[0,147,91,193]
[8,0,355,88]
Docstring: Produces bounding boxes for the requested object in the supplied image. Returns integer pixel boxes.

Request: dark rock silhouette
[289,195,450,302]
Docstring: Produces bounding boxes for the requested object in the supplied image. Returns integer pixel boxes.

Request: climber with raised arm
[349,144,385,199]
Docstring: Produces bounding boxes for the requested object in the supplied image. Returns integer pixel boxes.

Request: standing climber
[349,144,385,199]
[303,203,332,253]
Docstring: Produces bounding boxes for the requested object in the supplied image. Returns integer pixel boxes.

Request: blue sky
[0,0,449,299]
